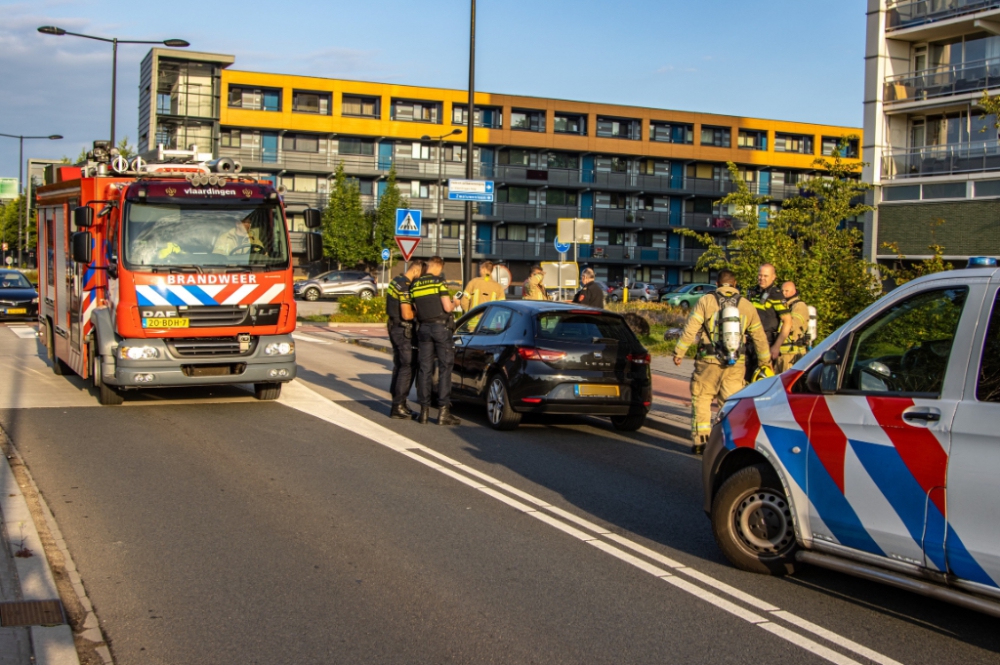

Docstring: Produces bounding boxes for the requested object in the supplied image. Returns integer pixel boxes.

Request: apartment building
[139,48,862,285]
[865,0,1000,264]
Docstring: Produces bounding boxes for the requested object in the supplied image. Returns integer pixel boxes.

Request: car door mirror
[453,337,464,346]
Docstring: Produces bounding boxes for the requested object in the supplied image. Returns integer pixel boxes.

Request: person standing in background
[573,268,605,308]
[522,265,548,301]
[460,260,505,311]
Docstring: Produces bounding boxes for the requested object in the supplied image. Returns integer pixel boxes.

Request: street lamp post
[463,0,477,286]
[421,129,463,257]
[38,26,189,149]
[0,133,62,268]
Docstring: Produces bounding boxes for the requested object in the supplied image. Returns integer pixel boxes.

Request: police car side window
[976,292,1000,403]
[842,287,968,396]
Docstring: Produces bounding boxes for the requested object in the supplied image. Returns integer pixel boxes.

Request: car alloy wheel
[304,288,320,302]
[360,289,375,300]
[487,379,505,425]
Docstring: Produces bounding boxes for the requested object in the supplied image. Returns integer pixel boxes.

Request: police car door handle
[903,409,940,423]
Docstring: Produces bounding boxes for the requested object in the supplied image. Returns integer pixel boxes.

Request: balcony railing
[882,140,1000,178]
[885,57,1000,104]
[886,0,1000,30]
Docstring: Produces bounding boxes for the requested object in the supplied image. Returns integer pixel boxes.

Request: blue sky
[0,0,867,181]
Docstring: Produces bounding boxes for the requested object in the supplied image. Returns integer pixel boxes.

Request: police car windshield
[123,202,289,270]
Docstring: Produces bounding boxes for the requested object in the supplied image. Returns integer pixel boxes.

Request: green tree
[370,166,409,267]
[116,136,137,160]
[682,149,881,337]
[322,163,368,268]
[0,197,37,261]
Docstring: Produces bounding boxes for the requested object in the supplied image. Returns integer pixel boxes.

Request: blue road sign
[381,248,391,261]
[554,237,571,254]
[447,179,495,202]
[395,208,422,237]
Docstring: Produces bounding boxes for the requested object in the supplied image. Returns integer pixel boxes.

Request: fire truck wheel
[90,344,124,405]
[47,323,70,376]
[254,382,282,400]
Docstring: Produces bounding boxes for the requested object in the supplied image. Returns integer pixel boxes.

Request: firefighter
[412,256,461,426]
[522,265,549,301]
[213,214,264,255]
[776,280,811,373]
[745,263,791,380]
[459,260,505,311]
[673,270,771,455]
[387,261,425,419]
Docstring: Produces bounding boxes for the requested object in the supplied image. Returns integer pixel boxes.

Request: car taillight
[627,353,651,365]
[517,347,567,362]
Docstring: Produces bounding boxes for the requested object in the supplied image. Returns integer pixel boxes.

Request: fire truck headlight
[264,342,294,356]
[120,346,160,360]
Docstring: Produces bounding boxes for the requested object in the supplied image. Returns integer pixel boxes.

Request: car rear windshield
[536,311,645,352]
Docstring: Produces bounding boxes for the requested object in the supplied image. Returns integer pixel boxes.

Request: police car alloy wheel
[711,463,798,575]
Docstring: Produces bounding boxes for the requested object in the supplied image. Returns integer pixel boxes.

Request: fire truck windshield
[123,202,290,270]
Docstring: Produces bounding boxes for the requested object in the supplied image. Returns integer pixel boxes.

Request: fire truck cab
[37,142,322,405]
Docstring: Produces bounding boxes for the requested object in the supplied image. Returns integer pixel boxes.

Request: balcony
[486,203,578,223]
[281,191,327,208]
[884,57,1000,105]
[583,246,707,264]
[591,209,671,228]
[886,0,1000,31]
[219,146,381,174]
[882,140,1000,178]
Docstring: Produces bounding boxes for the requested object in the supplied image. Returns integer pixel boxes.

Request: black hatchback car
[0,270,38,321]
[450,301,652,431]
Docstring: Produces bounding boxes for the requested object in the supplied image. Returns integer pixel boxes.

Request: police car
[704,257,1000,617]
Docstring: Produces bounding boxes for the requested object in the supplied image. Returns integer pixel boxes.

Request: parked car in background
[658,284,682,300]
[661,283,716,310]
[0,270,38,321]
[608,282,659,302]
[450,301,652,431]
[294,271,376,301]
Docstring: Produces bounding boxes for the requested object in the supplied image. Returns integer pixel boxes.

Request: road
[0,322,997,664]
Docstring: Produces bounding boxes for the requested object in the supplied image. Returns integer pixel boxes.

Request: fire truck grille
[179,305,248,327]
[166,337,258,358]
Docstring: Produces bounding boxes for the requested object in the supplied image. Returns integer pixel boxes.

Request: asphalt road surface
[0,322,997,664]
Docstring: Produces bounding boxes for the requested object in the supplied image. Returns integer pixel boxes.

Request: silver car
[294,270,377,301]
[608,282,658,302]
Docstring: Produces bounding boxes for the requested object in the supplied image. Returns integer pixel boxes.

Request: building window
[821,136,858,157]
[596,192,628,208]
[511,109,545,132]
[774,133,814,154]
[339,137,375,156]
[547,152,579,169]
[453,105,502,128]
[410,181,430,198]
[292,90,331,115]
[444,145,465,162]
[546,189,577,206]
[554,113,586,135]
[596,117,641,140]
[342,95,380,118]
[157,93,172,115]
[282,133,320,153]
[738,130,767,150]
[411,143,431,160]
[496,224,527,241]
[220,129,241,148]
[391,99,441,123]
[286,174,318,193]
[700,125,731,148]
[228,86,282,112]
[496,186,530,204]
[650,122,694,144]
[498,149,533,166]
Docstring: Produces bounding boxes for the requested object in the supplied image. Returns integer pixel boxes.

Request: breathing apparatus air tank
[806,306,818,350]
[720,306,742,365]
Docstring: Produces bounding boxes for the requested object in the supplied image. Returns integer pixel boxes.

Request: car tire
[91,345,124,406]
[610,294,620,303]
[359,289,375,300]
[486,375,521,431]
[304,288,321,302]
[679,301,690,312]
[610,411,646,431]
[254,382,282,400]
[711,463,799,576]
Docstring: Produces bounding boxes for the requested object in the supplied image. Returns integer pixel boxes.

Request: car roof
[478,300,621,314]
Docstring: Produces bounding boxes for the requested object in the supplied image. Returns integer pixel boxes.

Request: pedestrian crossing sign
[395,208,422,237]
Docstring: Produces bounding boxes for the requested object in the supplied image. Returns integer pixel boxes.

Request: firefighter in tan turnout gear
[776,280,815,374]
[673,270,772,455]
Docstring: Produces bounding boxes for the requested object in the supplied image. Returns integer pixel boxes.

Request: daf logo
[141,309,175,318]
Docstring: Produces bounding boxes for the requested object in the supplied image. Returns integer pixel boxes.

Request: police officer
[745,263,791,380]
[386,261,424,419]
[776,280,811,374]
[411,256,461,426]
[673,270,771,455]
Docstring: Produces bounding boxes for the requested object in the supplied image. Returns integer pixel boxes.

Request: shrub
[332,295,388,323]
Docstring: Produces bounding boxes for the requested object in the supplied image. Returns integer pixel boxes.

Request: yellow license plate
[142,317,190,328]
[576,384,620,397]
[5,308,26,314]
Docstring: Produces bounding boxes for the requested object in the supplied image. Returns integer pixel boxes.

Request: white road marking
[291,333,331,345]
[279,379,903,665]
[7,326,38,339]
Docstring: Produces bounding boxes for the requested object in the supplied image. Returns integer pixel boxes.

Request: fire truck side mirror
[306,232,323,263]
[73,206,94,229]
[71,232,92,264]
[304,208,322,229]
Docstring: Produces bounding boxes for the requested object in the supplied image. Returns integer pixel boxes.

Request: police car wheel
[304,288,321,302]
[486,375,521,431]
[711,463,798,575]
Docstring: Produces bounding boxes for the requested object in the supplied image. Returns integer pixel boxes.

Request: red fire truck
[36,142,322,405]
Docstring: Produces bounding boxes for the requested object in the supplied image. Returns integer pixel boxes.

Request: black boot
[416,406,430,424]
[437,406,461,426]
[391,403,415,419]
[690,435,707,456]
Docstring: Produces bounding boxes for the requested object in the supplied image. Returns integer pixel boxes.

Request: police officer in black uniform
[745,262,791,381]
[387,261,424,419]
[411,256,461,426]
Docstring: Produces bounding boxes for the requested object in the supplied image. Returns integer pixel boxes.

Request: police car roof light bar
[967,256,998,268]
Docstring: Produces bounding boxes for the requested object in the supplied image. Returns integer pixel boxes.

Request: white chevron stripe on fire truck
[222,284,259,305]
[254,284,285,304]
[135,285,171,307]
[167,285,205,306]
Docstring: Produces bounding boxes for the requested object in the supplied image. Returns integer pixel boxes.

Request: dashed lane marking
[291,333,332,345]
[6,326,39,339]
[279,379,904,665]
